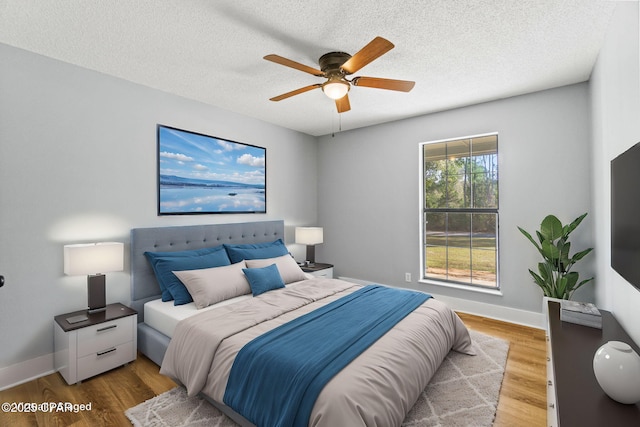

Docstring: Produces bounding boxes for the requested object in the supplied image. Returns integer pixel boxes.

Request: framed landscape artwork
[157,125,266,215]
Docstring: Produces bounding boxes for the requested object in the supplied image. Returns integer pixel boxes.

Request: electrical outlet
[405,272,411,282]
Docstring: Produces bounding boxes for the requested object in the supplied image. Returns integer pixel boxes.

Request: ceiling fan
[264,36,415,113]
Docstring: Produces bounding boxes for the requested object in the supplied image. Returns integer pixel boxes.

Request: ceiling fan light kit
[322,79,350,100]
[264,36,415,113]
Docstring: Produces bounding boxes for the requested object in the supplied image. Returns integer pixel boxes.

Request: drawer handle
[96,325,118,333]
[548,380,553,386]
[97,347,117,357]
[548,403,555,409]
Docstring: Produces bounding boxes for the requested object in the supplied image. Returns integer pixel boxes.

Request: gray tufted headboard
[130,220,285,321]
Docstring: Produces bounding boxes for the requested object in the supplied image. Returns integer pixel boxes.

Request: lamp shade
[64,242,124,275]
[295,227,324,245]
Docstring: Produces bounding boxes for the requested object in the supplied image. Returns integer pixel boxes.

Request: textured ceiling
[0,1,615,136]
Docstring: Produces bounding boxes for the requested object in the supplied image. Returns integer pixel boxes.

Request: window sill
[418,278,503,296]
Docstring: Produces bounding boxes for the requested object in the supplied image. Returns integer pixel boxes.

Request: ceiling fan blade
[264,54,324,76]
[352,76,415,92]
[269,84,322,101]
[335,94,351,113]
[341,37,394,75]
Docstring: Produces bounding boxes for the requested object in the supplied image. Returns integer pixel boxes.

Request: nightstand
[301,263,334,279]
[54,303,137,385]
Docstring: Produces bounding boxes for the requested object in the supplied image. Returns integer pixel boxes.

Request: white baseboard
[430,293,545,329]
[0,353,54,391]
[339,276,545,330]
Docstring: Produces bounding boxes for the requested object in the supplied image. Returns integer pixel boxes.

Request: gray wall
[316,83,594,314]
[590,2,640,345]
[0,43,318,368]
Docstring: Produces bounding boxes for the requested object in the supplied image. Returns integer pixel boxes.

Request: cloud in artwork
[237,153,265,167]
[217,140,245,152]
[160,151,194,162]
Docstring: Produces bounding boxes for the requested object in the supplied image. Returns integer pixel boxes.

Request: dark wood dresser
[547,300,640,426]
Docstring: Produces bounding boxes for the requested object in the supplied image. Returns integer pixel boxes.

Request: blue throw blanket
[223,284,431,427]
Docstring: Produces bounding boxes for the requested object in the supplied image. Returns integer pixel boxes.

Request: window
[420,134,499,289]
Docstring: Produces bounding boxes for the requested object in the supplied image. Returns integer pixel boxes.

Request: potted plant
[518,213,594,299]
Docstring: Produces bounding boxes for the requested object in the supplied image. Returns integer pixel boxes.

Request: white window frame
[418,132,501,295]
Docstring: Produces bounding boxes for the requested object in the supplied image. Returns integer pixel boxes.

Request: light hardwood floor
[457,312,547,427]
[0,313,547,427]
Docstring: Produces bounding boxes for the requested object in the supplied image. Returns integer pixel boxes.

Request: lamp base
[87,274,106,313]
[306,245,316,265]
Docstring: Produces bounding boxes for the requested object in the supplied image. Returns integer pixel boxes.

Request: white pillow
[173,261,249,309]
[245,254,308,284]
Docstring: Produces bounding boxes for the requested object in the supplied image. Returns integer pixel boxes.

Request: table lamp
[295,227,323,266]
[63,242,124,323]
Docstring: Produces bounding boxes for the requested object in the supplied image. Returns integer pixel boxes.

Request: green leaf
[538,262,550,281]
[518,226,542,252]
[529,269,544,286]
[559,241,570,260]
[571,247,594,262]
[540,215,563,241]
[565,272,579,292]
[564,213,588,237]
[541,240,560,260]
[572,277,594,294]
[556,276,568,298]
[529,269,552,296]
[557,241,571,272]
[538,263,557,295]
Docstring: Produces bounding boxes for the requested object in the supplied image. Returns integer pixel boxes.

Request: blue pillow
[243,264,285,296]
[224,239,289,263]
[145,245,231,304]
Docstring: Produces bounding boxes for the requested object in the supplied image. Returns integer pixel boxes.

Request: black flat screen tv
[611,141,640,291]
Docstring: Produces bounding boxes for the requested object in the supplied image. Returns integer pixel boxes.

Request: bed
[130,220,474,427]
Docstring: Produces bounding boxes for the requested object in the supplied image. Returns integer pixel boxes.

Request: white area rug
[126,330,509,427]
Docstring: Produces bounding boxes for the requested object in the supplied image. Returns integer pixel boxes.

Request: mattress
[144,294,252,338]
[144,277,311,338]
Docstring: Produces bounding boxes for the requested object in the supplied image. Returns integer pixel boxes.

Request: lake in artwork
[160,178,265,213]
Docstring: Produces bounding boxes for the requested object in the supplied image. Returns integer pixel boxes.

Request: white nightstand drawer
[77,340,134,381]
[77,316,134,358]
[308,267,333,278]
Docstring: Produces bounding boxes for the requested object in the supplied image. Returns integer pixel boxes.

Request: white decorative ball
[593,340,640,404]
